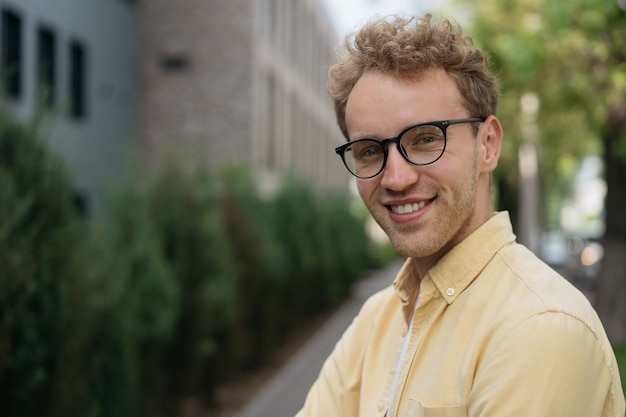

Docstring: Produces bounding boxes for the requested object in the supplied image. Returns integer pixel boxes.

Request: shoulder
[497,242,596,317]
[356,284,399,323]
[480,241,611,353]
[472,245,623,414]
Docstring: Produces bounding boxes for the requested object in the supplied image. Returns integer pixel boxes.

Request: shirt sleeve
[468,310,625,417]
[294,314,363,417]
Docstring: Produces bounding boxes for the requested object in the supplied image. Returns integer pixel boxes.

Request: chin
[389,238,441,259]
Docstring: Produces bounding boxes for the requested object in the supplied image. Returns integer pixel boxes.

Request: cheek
[440,146,478,180]
[356,179,376,201]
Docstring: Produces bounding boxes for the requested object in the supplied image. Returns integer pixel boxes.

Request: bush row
[0,111,389,417]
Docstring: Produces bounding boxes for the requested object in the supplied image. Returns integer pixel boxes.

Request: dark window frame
[37,24,57,107]
[1,8,23,99]
[68,38,87,119]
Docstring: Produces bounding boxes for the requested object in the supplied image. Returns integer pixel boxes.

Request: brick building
[1,0,349,210]
[139,0,348,190]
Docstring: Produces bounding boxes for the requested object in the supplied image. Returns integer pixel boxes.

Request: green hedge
[0,111,382,417]
[0,111,85,417]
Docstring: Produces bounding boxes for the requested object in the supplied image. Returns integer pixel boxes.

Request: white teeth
[391,201,426,214]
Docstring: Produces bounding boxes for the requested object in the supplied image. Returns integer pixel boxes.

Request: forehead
[345,69,466,138]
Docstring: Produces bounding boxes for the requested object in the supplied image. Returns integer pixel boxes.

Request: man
[295,14,625,417]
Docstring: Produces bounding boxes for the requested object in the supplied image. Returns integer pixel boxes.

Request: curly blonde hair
[328,14,499,139]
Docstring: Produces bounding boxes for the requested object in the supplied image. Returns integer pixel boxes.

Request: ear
[479,115,503,173]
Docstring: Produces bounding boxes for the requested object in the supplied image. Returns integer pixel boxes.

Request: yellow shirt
[296,212,625,417]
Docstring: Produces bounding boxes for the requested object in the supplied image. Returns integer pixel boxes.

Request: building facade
[140,0,349,190]
[1,0,349,210]
[0,0,138,211]
[253,0,350,189]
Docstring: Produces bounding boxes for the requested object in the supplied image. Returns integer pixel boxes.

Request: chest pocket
[403,400,466,417]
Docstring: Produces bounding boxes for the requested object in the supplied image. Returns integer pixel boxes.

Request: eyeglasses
[335,117,485,179]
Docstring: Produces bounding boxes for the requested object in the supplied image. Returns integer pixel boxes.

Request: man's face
[344,69,494,268]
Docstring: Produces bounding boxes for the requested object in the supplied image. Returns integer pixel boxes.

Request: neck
[411,208,496,278]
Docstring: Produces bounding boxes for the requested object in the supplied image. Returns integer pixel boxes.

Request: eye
[402,126,445,149]
[361,146,382,158]
[419,134,440,144]
[350,140,384,161]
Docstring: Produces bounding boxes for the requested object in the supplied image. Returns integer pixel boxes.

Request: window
[1,8,22,99]
[161,54,189,72]
[37,26,57,107]
[68,40,86,118]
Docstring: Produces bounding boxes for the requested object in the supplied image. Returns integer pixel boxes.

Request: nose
[379,145,420,191]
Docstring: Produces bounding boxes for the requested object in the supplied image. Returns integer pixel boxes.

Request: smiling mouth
[389,200,429,214]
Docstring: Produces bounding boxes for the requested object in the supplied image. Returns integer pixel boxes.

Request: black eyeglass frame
[335,117,486,179]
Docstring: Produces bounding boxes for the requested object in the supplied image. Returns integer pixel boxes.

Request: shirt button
[446,288,455,296]
[377,399,387,411]
[401,327,407,337]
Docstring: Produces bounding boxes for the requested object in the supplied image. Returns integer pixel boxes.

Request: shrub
[0,109,378,416]
[69,180,181,417]
[141,164,237,407]
[0,110,84,416]
[218,167,289,370]
[83,163,239,414]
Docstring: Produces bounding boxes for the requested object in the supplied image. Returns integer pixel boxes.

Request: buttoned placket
[373,270,419,417]
[373,309,411,417]
[386,295,420,415]
[383,279,448,417]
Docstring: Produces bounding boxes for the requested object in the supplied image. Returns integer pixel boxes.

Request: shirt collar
[393,211,516,310]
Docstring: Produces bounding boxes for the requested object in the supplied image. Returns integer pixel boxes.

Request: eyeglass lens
[343,124,446,178]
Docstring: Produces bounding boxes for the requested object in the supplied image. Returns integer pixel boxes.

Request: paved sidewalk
[234,259,404,417]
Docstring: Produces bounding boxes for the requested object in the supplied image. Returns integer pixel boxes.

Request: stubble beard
[376,158,479,260]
